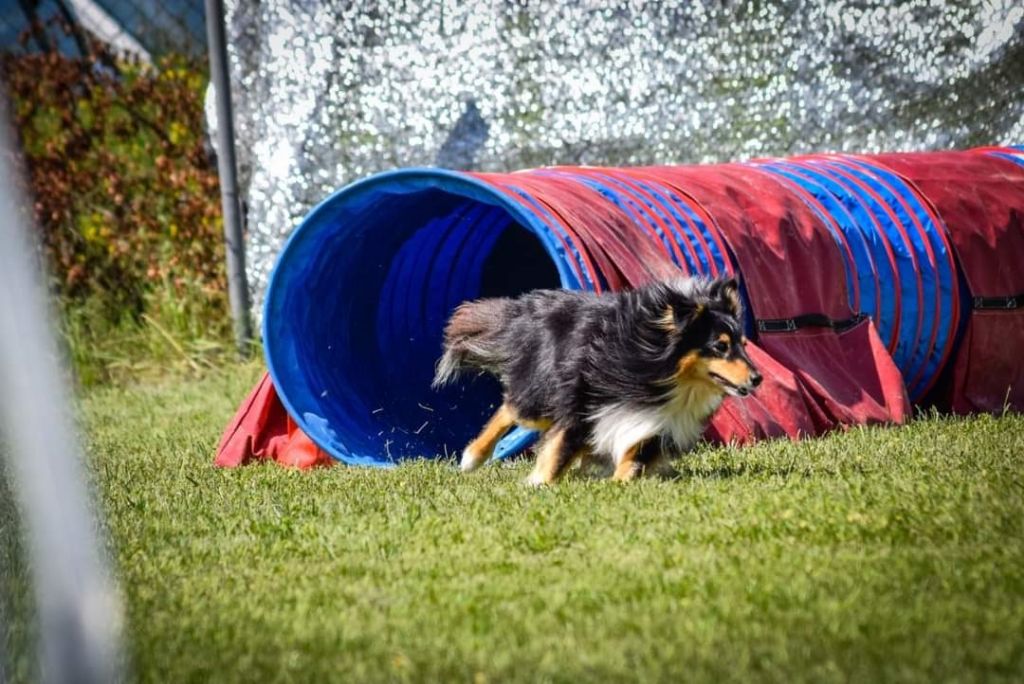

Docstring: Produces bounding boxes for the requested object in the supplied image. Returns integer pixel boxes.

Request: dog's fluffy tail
[432,298,510,388]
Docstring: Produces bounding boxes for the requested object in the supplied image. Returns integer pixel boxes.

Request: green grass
[46,365,1024,681]
[60,286,235,387]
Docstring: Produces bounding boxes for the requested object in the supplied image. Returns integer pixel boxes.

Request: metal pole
[0,105,123,684]
[205,0,253,355]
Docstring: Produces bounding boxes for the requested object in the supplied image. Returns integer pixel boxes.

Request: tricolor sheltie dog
[433,277,762,485]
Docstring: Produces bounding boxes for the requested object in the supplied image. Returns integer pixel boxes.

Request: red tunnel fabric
[215,372,332,469]
[704,343,818,444]
[486,172,683,287]
[643,164,910,430]
[869,151,1024,413]
[216,148,1019,470]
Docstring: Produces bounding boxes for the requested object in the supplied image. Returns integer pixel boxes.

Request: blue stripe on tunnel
[988,151,1024,168]
[535,169,690,272]
[843,158,959,399]
[759,163,878,319]
[754,164,861,313]
[815,160,932,397]
[771,162,902,353]
[590,171,714,276]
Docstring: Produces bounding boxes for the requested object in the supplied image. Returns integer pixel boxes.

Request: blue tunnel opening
[263,171,564,466]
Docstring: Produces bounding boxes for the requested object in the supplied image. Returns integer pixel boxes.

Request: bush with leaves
[3,22,232,383]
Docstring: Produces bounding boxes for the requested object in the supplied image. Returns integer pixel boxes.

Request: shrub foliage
[2,21,231,382]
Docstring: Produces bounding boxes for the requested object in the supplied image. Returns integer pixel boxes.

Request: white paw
[460,448,483,472]
[525,471,550,487]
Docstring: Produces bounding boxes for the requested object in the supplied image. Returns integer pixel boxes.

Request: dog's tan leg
[460,404,515,472]
[612,443,643,482]
[526,428,581,486]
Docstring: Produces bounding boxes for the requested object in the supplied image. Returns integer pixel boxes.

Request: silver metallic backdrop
[211,0,1024,313]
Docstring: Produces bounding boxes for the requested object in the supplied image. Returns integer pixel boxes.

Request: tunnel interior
[264,176,564,465]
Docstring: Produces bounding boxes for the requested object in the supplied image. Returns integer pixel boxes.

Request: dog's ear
[670,300,706,332]
[712,277,743,318]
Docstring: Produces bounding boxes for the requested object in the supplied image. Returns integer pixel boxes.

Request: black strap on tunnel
[973,294,1022,310]
[756,312,867,334]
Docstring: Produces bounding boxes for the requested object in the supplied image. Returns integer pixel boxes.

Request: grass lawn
[34,364,1024,681]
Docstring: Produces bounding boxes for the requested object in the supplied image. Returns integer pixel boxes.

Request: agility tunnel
[217,147,1024,468]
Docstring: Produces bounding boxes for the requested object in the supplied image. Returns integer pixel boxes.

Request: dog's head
[659,277,762,398]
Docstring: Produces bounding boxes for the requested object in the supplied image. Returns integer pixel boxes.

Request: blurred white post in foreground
[0,107,123,682]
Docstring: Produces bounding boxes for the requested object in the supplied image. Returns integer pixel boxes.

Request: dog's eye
[713,340,729,354]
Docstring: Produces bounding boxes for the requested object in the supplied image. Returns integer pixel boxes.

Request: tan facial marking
[717,333,731,345]
[676,350,703,380]
[706,357,754,386]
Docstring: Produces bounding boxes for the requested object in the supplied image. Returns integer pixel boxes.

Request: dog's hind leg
[612,442,644,482]
[461,403,516,472]
[614,438,676,481]
[526,427,584,486]
[636,440,679,480]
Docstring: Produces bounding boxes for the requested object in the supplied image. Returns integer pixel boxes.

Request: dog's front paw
[460,447,485,473]
[525,471,552,487]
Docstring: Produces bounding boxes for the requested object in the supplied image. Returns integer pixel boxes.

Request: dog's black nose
[750,371,763,387]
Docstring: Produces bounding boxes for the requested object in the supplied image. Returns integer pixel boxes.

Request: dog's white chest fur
[588,385,723,463]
